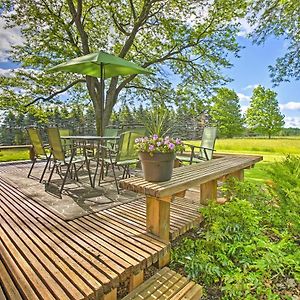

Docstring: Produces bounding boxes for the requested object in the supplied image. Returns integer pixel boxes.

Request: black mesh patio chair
[26,127,51,182]
[99,131,141,193]
[177,127,217,164]
[46,127,92,196]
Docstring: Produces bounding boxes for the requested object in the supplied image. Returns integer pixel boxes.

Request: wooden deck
[0,175,202,300]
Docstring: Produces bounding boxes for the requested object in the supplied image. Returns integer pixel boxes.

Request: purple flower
[153,134,158,140]
[149,144,155,151]
[168,143,175,150]
[157,141,162,146]
[175,138,181,145]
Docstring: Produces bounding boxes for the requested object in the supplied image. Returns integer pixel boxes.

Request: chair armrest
[200,146,215,151]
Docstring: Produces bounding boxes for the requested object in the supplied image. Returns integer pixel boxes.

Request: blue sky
[224,36,300,127]
[0,17,299,127]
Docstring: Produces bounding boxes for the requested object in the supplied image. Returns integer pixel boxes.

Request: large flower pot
[139,152,175,182]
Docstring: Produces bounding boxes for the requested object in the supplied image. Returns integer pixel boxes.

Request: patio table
[61,135,120,187]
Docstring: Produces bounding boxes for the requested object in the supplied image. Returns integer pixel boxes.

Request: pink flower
[175,138,181,145]
[149,144,155,151]
[168,143,175,150]
[157,141,162,146]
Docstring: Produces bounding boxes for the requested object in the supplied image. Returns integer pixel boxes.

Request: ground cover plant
[171,155,300,299]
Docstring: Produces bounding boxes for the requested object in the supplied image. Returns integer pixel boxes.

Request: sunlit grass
[185,137,300,182]
[0,148,30,162]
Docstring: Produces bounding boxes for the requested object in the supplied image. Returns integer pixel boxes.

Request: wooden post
[129,270,144,292]
[200,180,217,205]
[146,195,172,268]
[29,146,35,161]
[229,169,244,181]
[103,288,117,300]
[146,195,172,243]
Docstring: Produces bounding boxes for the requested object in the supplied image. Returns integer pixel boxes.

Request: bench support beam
[129,270,144,292]
[200,180,217,205]
[146,195,172,243]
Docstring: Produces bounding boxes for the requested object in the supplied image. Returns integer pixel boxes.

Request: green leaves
[171,157,300,298]
[246,85,285,138]
[209,88,244,138]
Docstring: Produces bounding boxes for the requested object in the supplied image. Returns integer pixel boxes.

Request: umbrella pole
[93,63,105,187]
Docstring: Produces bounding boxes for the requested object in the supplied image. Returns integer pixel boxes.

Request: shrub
[171,156,300,299]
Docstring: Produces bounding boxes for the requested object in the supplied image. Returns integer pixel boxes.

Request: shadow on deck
[0,162,203,300]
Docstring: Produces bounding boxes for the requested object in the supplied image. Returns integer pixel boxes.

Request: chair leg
[28,158,36,178]
[59,162,72,195]
[98,161,105,186]
[86,159,93,188]
[40,154,51,183]
[111,163,120,194]
[47,163,56,184]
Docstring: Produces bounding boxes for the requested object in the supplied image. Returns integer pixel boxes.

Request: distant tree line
[0,85,291,145]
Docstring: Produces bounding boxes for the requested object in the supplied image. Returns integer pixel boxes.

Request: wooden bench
[122,267,202,300]
[120,154,262,266]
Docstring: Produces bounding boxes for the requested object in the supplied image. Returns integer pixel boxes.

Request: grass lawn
[0,148,31,162]
[186,136,300,182]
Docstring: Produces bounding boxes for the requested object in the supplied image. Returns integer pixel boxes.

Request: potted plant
[135,134,184,182]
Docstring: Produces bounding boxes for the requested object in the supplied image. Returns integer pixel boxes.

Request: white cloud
[237,18,255,37]
[237,92,251,102]
[243,84,259,91]
[0,68,15,77]
[240,104,249,114]
[284,117,300,128]
[0,17,24,61]
[280,102,300,111]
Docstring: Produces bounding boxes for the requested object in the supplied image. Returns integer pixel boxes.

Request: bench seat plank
[120,155,262,197]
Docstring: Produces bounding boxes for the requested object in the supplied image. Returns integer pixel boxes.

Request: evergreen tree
[209,88,244,138]
[246,85,285,138]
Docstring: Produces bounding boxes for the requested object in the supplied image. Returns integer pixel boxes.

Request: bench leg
[200,180,217,205]
[157,251,171,268]
[129,270,144,292]
[146,196,172,243]
[228,169,244,181]
[102,288,117,300]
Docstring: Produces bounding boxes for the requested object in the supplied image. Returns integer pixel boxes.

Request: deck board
[0,172,201,300]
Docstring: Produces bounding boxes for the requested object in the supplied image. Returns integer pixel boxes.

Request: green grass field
[0,148,31,162]
[2,137,300,182]
[187,136,300,183]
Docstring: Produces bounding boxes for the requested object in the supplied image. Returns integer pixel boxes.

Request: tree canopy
[248,0,300,84]
[209,87,244,138]
[0,0,248,133]
[246,85,285,138]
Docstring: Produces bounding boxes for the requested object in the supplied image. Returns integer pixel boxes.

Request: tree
[0,0,248,134]
[246,85,284,138]
[209,88,244,137]
[248,0,300,84]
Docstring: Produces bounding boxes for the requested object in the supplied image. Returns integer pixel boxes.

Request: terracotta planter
[139,152,175,182]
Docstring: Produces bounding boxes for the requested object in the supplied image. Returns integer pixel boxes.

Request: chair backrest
[104,127,119,137]
[26,127,47,157]
[199,127,217,160]
[131,127,147,136]
[116,131,141,162]
[47,127,65,161]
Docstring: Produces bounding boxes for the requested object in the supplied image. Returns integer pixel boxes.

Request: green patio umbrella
[48,51,152,135]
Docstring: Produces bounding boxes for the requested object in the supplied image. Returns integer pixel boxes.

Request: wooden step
[122,267,202,300]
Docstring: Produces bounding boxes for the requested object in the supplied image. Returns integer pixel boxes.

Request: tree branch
[24,79,85,107]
